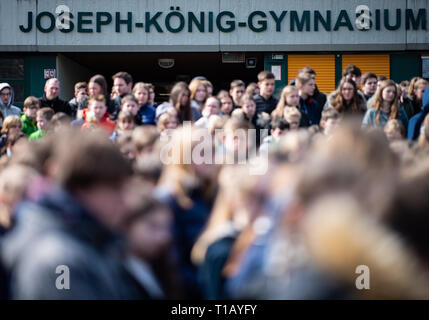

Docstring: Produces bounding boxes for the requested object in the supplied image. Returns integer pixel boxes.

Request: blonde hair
[157,112,178,132]
[284,106,301,121]
[1,115,21,134]
[384,119,405,138]
[132,82,150,96]
[189,79,207,102]
[272,85,299,121]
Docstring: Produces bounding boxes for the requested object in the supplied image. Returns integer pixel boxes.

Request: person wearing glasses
[0,83,21,118]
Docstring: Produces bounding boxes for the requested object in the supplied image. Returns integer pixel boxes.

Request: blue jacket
[299,97,321,126]
[137,103,156,125]
[408,88,429,140]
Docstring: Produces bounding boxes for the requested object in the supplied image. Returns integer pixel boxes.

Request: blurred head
[284,107,301,130]
[320,107,340,136]
[124,194,172,261]
[157,113,178,134]
[44,78,60,100]
[116,131,135,164]
[384,119,405,142]
[270,118,289,141]
[74,82,88,102]
[51,129,132,231]
[189,79,207,104]
[202,80,213,97]
[202,97,221,117]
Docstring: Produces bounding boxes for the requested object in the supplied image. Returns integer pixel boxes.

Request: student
[271,85,301,122]
[216,90,234,116]
[229,80,246,109]
[189,78,207,111]
[116,132,136,165]
[0,83,21,117]
[39,78,72,115]
[81,94,115,135]
[0,115,22,151]
[342,64,362,87]
[320,107,340,136]
[283,106,301,130]
[398,82,414,119]
[1,129,138,299]
[121,94,140,118]
[408,87,429,140]
[132,126,160,163]
[296,71,321,126]
[202,80,214,97]
[223,114,256,160]
[408,78,429,116]
[20,96,40,136]
[68,82,88,119]
[146,83,158,108]
[157,112,179,137]
[195,97,221,128]
[112,71,134,117]
[254,71,278,115]
[122,193,182,299]
[245,82,260,97]
[156,82,201,123]
[132,83,156,125]
[361,72,378,101]
[51,112,72,132]
[110,111,135,142]
[155,127,219,299]
[28,108,55,141]
[87,74,117,116]
[384,119,405,142]
[297,66,327,110]
[259,118,289,152]
[325,78,366,117]
[362,80,408,131]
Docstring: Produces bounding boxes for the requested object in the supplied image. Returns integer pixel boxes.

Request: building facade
[0,0,428,105]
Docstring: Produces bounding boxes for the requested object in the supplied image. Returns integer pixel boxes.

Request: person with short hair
[229,80,246,109]
[259,118,289,152]
[0,83,21,117]
[39,78,72,115]
[320,107,340,136]
[361,72,378,101]
[384,119,405,142]
[194,97,221,128]
[283,107,301,130]
[296,71,321,126]
[254,71,278,115]
[111,72,134,118]
[28,107,55,141]
[81,94,115,135]
[69,82,88,119]
[342,64,362,86]
[20,96,40,136]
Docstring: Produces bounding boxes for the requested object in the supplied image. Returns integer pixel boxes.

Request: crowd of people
[0,64,428,299]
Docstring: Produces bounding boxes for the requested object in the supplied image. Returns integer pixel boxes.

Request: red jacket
[81,109,115,136]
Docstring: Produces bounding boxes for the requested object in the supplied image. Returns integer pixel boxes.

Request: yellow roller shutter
[288,54,336,94]
[342,54,390,79]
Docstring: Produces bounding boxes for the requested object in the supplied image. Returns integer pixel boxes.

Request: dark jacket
[39,94,72,116]
[254,94,278,115]
[0,187,137,299]
[155,185,214,299]
[68,97,87,119]
[136,103,156,125]
[408,89,429,140]
[299,97,321,127]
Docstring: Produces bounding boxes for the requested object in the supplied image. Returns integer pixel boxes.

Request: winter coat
[39,94,72,116]
[0,187,139,299]
[408,88,429,140]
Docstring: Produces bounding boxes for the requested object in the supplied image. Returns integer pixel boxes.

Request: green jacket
[20,114,38,136]
[28,129,45,141]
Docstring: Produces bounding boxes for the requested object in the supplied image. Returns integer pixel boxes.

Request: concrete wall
[56,54,92,101]
[0,0,428,52]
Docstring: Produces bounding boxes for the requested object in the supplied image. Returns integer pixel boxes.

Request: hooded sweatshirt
[408,88,429,140]
[0,83,21,117]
